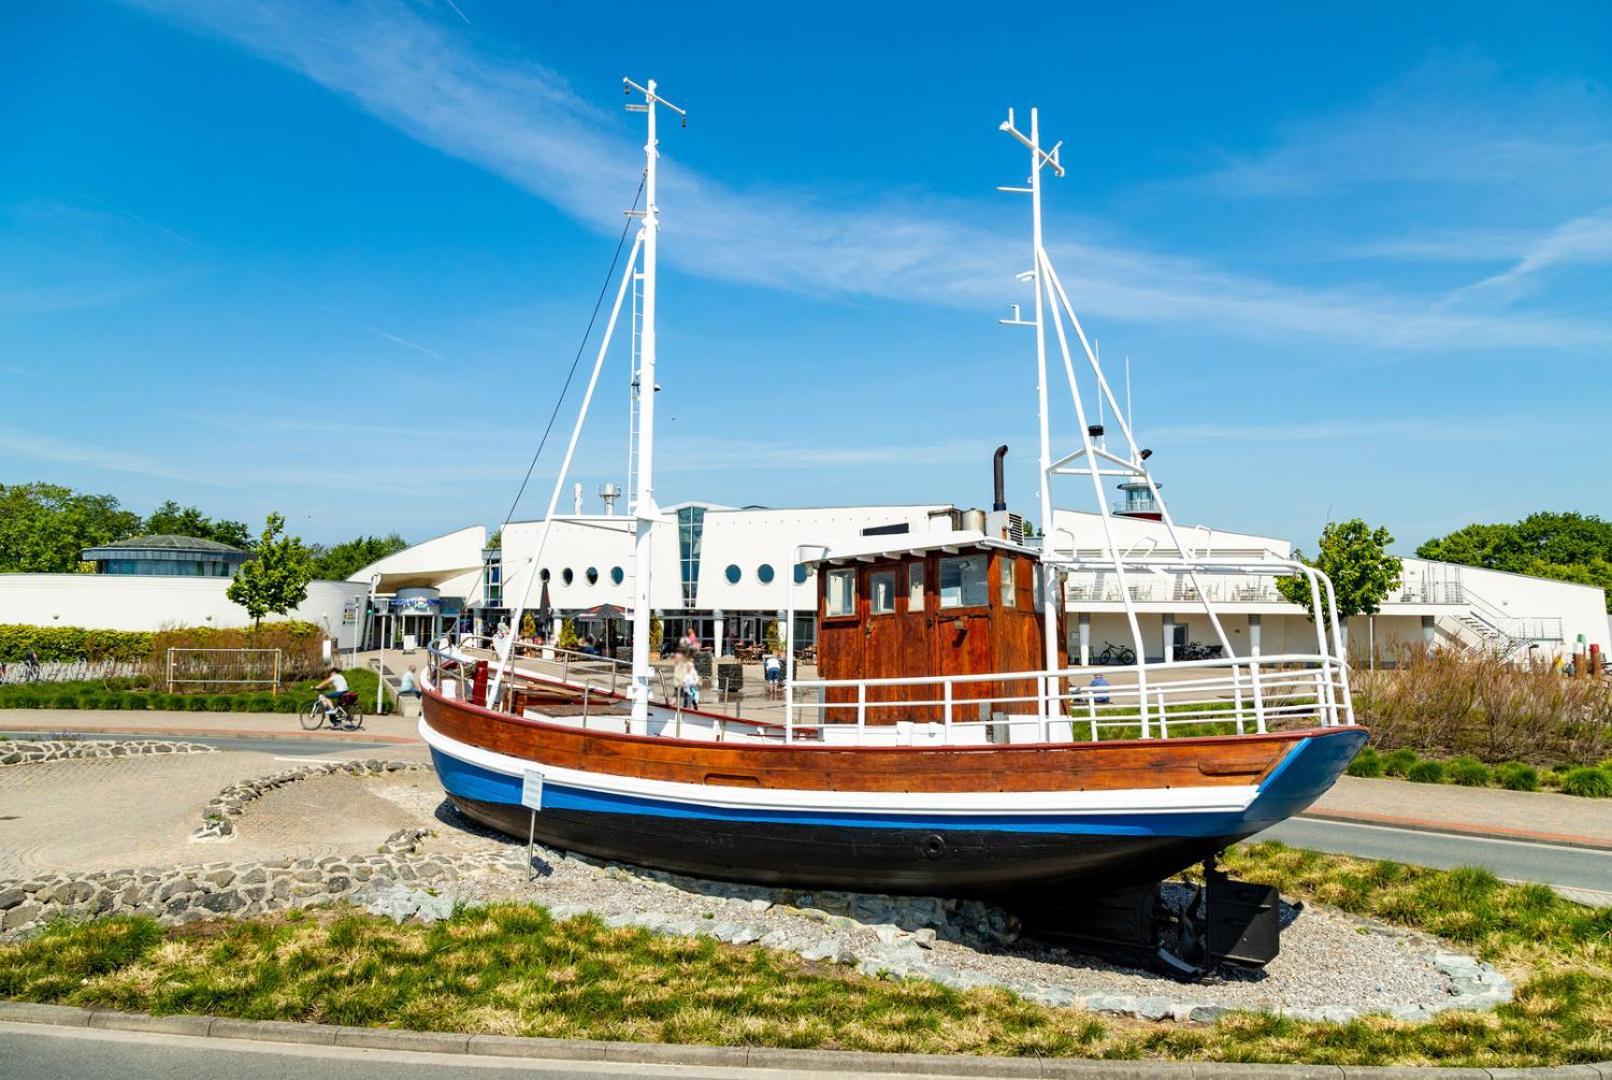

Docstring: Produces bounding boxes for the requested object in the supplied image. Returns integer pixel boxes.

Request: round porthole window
[725,564,741,584]
[539,568,551,583]
[793,564,809,585]
[586,567,599,585]
[562,568,574,585]
[611,566,625,585]
[757,563,775,584]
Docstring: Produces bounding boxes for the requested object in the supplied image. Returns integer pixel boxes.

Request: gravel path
[360,787,1492,1022]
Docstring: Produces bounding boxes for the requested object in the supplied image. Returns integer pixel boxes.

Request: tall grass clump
[1494,761,1540,792]
[1352,646,1612,766]
[1447,757,1492,787]
[1345,746,1383,777]
[1405,759,1446,784]
[1381,748,1419,777]
[1558,767,1612,799]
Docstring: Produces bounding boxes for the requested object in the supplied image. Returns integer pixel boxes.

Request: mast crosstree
[488,78,681,713]
[997,106,1240,728]
[623,77,684,724]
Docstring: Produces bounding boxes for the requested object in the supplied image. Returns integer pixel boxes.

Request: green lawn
[1,843,1609,1065]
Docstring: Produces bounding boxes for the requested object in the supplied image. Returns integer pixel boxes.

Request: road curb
[1,1001,1607,1076]
[1298,809,1612,852]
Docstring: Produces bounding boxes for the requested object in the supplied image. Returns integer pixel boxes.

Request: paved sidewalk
[0,709,420,745]
[1305,775,1612,850]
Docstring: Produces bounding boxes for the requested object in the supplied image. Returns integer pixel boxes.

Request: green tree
[0,483,142,573]
[1418,512,1612,612]
[307,533,409,581]
[556,618,580,650]
[1277,518,1403,626]
[226,513,314,629]
[143,500,252,550]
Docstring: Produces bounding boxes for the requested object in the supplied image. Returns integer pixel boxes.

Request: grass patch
[2,846,1611,1067]
[0,907,1104,1056]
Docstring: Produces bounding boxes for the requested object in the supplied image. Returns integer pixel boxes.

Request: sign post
[520,769,544,879]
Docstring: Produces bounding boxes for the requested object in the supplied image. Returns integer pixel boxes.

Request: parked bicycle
[301,691,365,731]
[1176,640,1225,661]
[1094,641,1136,666]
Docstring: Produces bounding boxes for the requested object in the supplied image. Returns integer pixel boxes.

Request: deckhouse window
[1000,558,1016,608]
[907,562,924,609]
[826,568,856,616]
[938,555,987,609]
[869,571,896,614]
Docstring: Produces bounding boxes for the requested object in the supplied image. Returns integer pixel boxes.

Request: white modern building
[345,498,1608,664]
[2,501,1600,663]
[0,572,369,649]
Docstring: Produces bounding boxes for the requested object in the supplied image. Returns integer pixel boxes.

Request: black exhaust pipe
[992,445,1008,512]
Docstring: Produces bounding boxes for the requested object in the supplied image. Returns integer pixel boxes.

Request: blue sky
[3,1,1609,549]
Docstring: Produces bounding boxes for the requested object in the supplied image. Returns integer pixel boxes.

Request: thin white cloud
[364,325,443,359]
[0,427,215,484]
[1445,208,1612,306]
[1202,52,1612,199]
[120,2,1610,352]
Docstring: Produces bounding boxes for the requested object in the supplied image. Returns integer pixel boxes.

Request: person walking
[763,650,783,699]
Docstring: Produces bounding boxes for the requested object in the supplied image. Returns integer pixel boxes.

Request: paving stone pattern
[192,760,426,839]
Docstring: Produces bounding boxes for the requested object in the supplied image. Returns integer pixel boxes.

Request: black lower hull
[447,793,1252,898]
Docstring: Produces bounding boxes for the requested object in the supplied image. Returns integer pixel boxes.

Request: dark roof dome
[84,533,246,555]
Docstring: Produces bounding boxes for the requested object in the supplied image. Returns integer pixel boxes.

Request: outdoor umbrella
[576,604,629,657]
[537,580,553,640]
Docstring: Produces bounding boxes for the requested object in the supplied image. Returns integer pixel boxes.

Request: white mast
[624,77,684,725]
[998,108,1064,716]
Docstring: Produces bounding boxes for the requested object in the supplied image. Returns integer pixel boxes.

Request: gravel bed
[408,800,1508,1023]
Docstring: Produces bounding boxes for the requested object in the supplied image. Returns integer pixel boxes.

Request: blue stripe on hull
[428,727,1363,841]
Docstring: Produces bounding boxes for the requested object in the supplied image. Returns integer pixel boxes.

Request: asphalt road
[0,1023,942,1080]
[1269,816,1612,899]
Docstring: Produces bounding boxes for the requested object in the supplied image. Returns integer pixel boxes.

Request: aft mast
[624,78,685,725]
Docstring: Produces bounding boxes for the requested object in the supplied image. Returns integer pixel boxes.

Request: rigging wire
[494,171,647,544]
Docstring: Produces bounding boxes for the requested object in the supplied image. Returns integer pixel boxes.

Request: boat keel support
[1011,854,1280,982]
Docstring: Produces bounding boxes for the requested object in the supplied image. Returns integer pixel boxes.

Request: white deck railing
[781,653,1353,747]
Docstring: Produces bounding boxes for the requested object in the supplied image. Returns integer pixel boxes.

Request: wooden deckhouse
[812,536,1066,723]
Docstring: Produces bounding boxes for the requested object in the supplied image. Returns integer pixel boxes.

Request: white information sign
[521,769,544,811]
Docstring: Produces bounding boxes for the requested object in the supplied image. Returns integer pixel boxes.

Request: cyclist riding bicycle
[314,668,350,716]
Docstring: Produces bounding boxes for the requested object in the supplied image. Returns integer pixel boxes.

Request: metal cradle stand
[1013,855,1280,982]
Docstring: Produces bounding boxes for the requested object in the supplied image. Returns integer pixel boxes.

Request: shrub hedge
[0,668,392,715]
[1346,745,1608,798]
[0,625,153,662]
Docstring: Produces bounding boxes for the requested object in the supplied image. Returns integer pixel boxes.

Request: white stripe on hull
[419,718,1259,818]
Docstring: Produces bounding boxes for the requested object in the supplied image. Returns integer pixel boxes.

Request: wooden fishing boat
[420,88,1364,904]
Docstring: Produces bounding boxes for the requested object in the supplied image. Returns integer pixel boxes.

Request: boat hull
[442,783,1251,894]
[421,689,1365,896]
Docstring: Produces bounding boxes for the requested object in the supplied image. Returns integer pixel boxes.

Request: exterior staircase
[1443,590,1563,662]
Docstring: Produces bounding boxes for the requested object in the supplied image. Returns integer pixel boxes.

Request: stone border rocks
[0,738,216,767]
[191,760,425,839]
[0,847,512,937]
